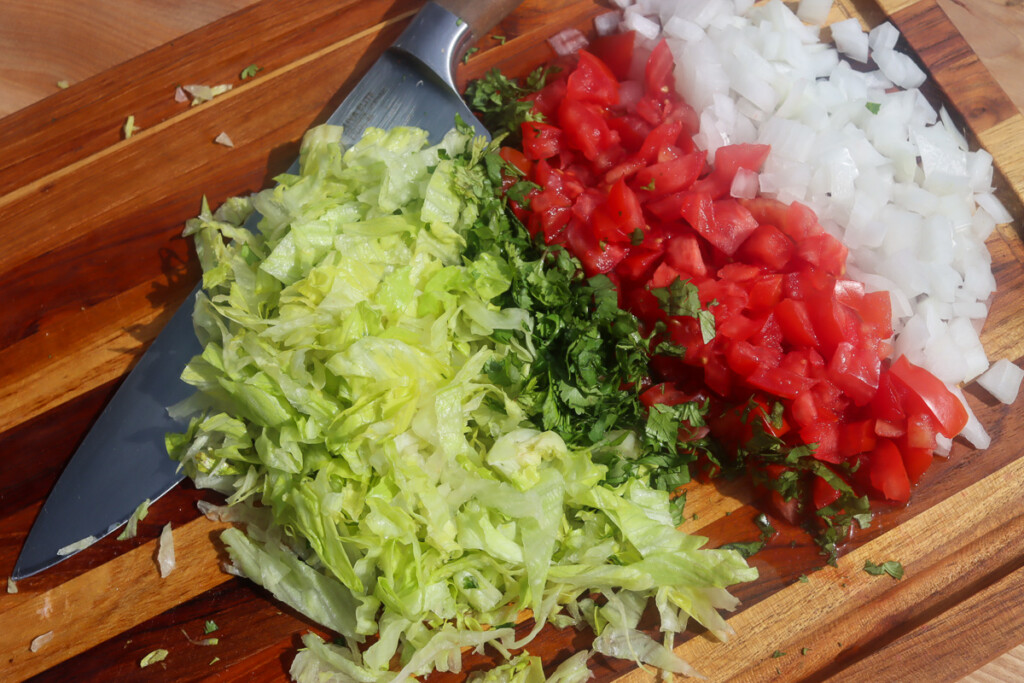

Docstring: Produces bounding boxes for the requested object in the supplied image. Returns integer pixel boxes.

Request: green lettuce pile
[167,121,756,681]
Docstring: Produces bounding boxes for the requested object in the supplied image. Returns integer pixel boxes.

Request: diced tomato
[861,438,911,504]
[644,39,675,94]
[738,223,795,271]
[664,232,707,278]
[900,442,933,485]
[499,146,532,176]
[775,298,819,348]
[889,355,969,438]
[565,217,627,275]
[799,422,840,463]
[837,419,877,459]
[827,341,881,407]
[566,50,621,106]
[607,177,644,233]
[558,98,620,162]
[588,31,635,81]
[691,144,771,198]
[640,381,695,407]
[635,152,706,194]
[521,122,564,160]
[681,194,759,256]
[813,474,842,510]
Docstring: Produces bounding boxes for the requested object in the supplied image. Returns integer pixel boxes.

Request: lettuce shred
[168,122,757,681]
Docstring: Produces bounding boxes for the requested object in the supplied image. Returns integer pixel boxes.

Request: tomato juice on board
[490,33,968,560]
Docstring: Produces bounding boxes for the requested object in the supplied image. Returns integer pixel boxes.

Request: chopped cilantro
[720,512,776,558]
[462,47,479,64]
[642,179,656,191]
[771,650,786,658]
[204,620,219,634]
[465,67,555,145]
[863,560,904,580]
[651,277,716,343]
[239,64,262,80]
[801,647,810,656]
[865,101,881,114]
[798,574,809,583]
[491,35,507,45]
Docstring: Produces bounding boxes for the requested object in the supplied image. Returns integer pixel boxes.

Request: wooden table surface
[1,0,1023,681]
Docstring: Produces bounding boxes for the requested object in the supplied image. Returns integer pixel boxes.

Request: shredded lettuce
[169,122,756,681]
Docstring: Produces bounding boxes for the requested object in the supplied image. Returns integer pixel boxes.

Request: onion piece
[977,359,1024,405]
[548,28,589,56]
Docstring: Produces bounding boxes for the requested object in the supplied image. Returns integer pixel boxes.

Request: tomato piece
[681,194,759,256]
[587,31,635,81]
[644,39,675,94]
[637,120,686,164]
[692,144,771,198]
[745,365,811,399]
[607,177,644,234]
[529,187,572,242]
[838,419,877,458]
[499,146,532,176]
[827,341,881,407]
[527,76,567,120]
[640,381,696,407]
[900,444,933,485]
[775,298,819,348]
[797,232,848,277]
[862,438,911,504]
[634,152,706,194]
[801,422,840,463]
[607,114,652,152]
[558,98,620,162]
[664,232,708,278]
[738,223,794,271]
[746,274,784,312]
[616,247,663,283]
[521,121,564,160]
[889,355,969,439]
[813,474,842,510]
[565,217,627,275]
[566,50,621,106]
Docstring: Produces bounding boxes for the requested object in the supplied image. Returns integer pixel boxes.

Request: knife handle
[435,0,525,41]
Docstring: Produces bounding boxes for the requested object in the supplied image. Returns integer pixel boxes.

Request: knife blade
[13,0,523,581]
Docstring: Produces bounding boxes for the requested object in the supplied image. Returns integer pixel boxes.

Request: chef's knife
[13,0,522,580]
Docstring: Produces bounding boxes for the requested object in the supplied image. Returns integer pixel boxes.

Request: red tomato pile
[503,33,969,525]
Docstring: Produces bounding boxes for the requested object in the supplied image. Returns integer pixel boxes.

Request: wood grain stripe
[613,455,1024,682]
[834,564,1024,682]
[0,516,231,680]
[886,0,1019,133]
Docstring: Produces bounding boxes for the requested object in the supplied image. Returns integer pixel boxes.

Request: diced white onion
[594,11,622,36]
[977,359,1024,405]
[547,28,589,57]
[797,0,834,26]
[830,18,869,63]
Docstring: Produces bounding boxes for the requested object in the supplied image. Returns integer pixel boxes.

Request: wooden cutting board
[1,0,1022,681]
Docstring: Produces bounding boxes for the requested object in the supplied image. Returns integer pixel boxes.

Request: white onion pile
[598,0,1022,448]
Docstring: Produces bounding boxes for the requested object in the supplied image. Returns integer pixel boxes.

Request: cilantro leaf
[465,67,554,145]
[863,560,904,580]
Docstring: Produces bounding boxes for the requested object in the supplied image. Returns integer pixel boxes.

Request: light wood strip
[837,565,1024,682]
[0,516,232,680]
[978,113,1024,200]
[0,7,418,276]
[614,455,1024,682]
